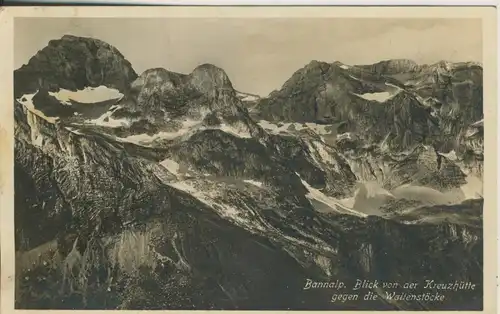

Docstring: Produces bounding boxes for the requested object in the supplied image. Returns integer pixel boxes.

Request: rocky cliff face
[14,37,483,310]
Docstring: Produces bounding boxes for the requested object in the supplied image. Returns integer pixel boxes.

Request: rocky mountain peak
[298,60,333,77]
[367,59,419,74]
[188,63,234,96]
[14,35,138,97]
[131,68,185,92]
[14,35,484,311]
[130,68,187,108]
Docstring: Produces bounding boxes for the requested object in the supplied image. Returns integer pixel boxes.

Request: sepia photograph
[0,6,497,313]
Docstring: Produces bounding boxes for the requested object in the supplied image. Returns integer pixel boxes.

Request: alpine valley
[14,35,483,310]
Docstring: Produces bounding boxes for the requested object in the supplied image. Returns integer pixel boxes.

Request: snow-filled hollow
[160,158,180,176]
[48,86,124,105]
[354,91,395,103]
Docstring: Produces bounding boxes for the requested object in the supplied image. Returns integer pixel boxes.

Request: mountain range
[14,35,483,310]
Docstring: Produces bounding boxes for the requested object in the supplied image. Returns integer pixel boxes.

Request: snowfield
[354,91,395,103]
[352,83,401,103]
[48,86,124,105]
[160,158,181,176]
[219,123,252,138]
[257,120,336,136]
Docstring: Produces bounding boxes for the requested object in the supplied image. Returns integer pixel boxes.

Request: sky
[14,18,482,96]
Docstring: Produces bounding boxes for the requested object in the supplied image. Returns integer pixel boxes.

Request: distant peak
[305,60,330,68]
[367,59,419,74]
[56,34,110,47]
[131,68,185,93]
[61,34,86,40]
[189,63,234,95]
[136,68,185,80]
[194,63,226,72]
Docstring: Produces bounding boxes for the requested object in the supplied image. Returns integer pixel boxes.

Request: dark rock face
[14,35,138,97]
[14,38,483,310]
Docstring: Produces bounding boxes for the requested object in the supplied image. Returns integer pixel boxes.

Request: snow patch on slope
[258,120,305,133]
[257,120,335,136]
[243,179,263,187]
[48,86,124,105]
[298,175,366,218]
[471,119,484,128]
[354,91,395,103]
[304,123,335,135]
[337,132,353,141]
[385,82,403,90]
[460,174,483,199]
[391,184,463,205]
[219,123,252,138]
[65,127,84,135]
[351,83,401,103]
[349,74,362,82]
[160,158,181,176]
